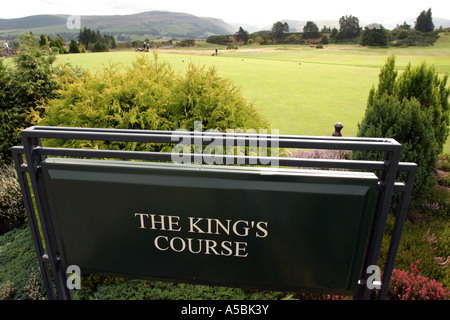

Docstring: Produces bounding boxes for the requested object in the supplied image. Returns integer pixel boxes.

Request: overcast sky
[1,0,449,25]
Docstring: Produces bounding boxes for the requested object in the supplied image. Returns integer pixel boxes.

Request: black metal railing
[12,125,416,300]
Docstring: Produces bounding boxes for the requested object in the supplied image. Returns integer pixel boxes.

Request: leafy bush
[90,41,109,52]
[0,33,60,164]
[0,60,17,163]
[0,281,16,300]
[360,26,389,47]
[397,30,408,40]
[390,30,439,47]
[396,61,449,155]
[37,53,269,151]
[0,164,26,235]
[176,39,195,47]
[206,35,232,45]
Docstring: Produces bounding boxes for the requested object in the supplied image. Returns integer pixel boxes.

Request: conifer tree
[354,56,449,208]
[415,8,435,32]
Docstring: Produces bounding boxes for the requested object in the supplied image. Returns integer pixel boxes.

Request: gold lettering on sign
[134,213,268,257]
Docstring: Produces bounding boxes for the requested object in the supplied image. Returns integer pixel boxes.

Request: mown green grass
[56,37,450,153]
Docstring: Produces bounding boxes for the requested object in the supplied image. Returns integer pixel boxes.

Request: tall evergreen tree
[415,8,435,32]
[0,34,59,162]
[235,27,249,43]
[354,56,449,208]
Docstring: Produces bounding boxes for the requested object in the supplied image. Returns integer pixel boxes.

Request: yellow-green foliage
[38,53,269,151]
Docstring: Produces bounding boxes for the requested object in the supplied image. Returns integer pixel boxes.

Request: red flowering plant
[388,260,449,300]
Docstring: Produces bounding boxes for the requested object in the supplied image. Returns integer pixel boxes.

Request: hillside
[0,11,237,41]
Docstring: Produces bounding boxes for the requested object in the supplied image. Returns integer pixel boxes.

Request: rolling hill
[0,11,237,41]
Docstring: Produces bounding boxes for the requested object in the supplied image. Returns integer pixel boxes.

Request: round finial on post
[332,122,344,137]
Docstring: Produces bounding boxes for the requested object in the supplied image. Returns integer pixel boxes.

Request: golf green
[56,41,450,153]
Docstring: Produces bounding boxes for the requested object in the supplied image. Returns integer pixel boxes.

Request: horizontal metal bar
[393,182,406,192]
[398,162,418,172]
[24,126,401,144]
[17,145,416,180]
[22,126,402,152]
[393,163,418,192]
[36,147,387,171]
[11,147,28,173]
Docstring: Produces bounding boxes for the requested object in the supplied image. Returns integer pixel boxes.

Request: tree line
[77,27,116,52]
[208,8,441,47]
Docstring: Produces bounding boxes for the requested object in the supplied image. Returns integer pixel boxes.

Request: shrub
[69,40,80,53]
[0,33,59,164]
[23,270,44,300]
[360,26,389,47]
[206,35,231,45]
[397,30,409,40]
[355,92,436,208]
[90,41,109,52]
[176,39,195,47]
[0,164,26,235]
[37,53,269,151]
[353,56,449,210]
[388,261,449,300]
[0,281,16,300]
[320,35,329,44]
[0,60,17,163]
[286,34,299,44]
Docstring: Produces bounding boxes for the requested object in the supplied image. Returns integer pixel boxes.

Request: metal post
[356,147,402,300]
[332,122,344,137]
[11,147,56,300]
[378,163,417,299]
[21,134,73,300]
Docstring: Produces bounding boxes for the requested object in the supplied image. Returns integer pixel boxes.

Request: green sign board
[41,158,378,295]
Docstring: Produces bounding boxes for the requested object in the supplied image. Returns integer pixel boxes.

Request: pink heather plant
[286,149,351,171]
[286,149,351,160]
[389,260,449,300]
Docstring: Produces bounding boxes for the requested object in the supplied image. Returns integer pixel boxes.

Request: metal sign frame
[12,126,416,300]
